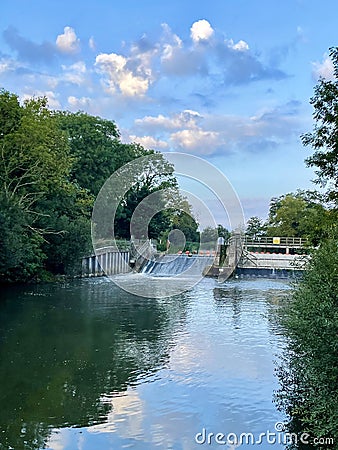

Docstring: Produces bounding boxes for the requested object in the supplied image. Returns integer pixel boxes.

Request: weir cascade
[142,254,215,277]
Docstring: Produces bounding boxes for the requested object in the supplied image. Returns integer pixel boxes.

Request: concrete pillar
[90,256,95,276]
[95,256,100,276]
[112,252,116,274]
[103,253,107,275]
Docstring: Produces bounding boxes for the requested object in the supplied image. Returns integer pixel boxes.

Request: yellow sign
[273,237,280,244]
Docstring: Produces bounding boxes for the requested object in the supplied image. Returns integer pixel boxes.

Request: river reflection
[0,277,290,450]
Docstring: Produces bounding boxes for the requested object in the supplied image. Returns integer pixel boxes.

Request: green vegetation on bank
[276,232,338,448]
[275,47,338,449]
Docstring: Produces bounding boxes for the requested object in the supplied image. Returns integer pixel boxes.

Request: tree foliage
[200,224,230,243]
[55,111,127,196]
[276,230,338,448]
[266,191,330,245]
[275,51,338,447]
[245,216,267,239]
[301,46,338,203]
[0,90,91,281]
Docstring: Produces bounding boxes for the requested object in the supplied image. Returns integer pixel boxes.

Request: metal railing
[243,236,307,247]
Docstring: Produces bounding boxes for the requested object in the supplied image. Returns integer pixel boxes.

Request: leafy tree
[200,226,218,243]
[172,210,199,243]
[0,194,45,282]
[217,224,231,241]
[0,91,73,280]
[245,216,267,238]
[301,46,338,204]
[55,111,122,196]
[276,230,338,447]
[0,90,92,281]
[200,224,230,243]
[156,200,200,252]
[266,191,328,245]
[112,151,180,240]
[267,194,308,237]
[56,112,183,243]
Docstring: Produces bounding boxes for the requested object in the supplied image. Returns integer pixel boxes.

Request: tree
[56,112,183,243]
[173,211,199,242]
[266,191,328,244]
[55,111,120,196]
[276,230,338,446]
[0,194,45,282]
[200,225,230,243]
[217,224,231,241]
[112,151,181,240]
[0,91,73,280]
[245,216,267,239]
[301,46,338,203]
[200,226,218,243]
[267,194,308,237]
[0,89,198,279]
[0,90,92,281]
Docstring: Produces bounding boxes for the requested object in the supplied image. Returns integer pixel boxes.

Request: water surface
[0,277,290,449]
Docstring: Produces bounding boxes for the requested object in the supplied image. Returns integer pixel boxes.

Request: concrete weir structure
[206,235,310,280]
[81,240,156,277]
[82,236,310,281]
[82,247,131,277]
[235,251,308,279]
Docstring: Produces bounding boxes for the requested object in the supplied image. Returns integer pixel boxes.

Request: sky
[1,0,337,222]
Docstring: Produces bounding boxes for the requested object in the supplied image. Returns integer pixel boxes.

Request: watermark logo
[91,152,244,298]
[194,423,334,447]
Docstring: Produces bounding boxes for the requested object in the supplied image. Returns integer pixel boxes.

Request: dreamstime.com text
[194,423,334,447]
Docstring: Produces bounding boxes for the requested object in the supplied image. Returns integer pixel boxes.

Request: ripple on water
[0,277,288,450]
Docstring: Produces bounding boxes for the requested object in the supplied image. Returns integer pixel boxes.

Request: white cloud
[231,39,249,52]
[159,20,282,82]
[119,71,149,96]
[89,36,96,51]
[67,95,91,109]
[129,134,169,150]
[0,57,18,74]
[132,102,302,156]
[171,128,220,154]
[136,114,176,129]
[61,61,87,85]
[161,23,182,62]
[135,110,202,131]
[95,52,152,97]
[312,54,335,80]
[160,23,205,76]
[56,26,80,53]
[190,19,214,43]
[43,75,59,89]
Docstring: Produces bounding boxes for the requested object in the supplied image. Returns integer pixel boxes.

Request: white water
[142,254,215,277]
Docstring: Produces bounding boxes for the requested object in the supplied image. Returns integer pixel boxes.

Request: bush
[276,230,338,448]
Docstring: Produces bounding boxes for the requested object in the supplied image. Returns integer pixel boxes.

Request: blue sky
[1,0,337,221]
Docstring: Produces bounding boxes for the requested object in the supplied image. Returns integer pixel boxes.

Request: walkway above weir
[243,236,307,253]
[210,234,311,281]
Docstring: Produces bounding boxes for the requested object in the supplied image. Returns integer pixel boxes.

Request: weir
[82,236,310,280]
[142,254,215,277]
[82,248,131,277]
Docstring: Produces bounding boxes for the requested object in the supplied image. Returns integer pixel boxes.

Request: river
[0,276,291,450]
